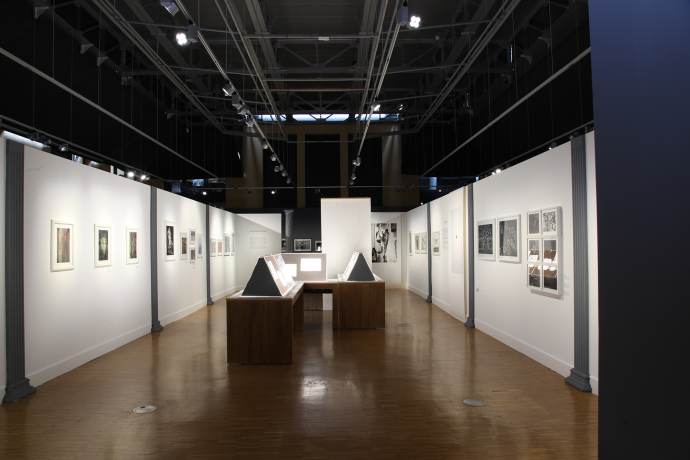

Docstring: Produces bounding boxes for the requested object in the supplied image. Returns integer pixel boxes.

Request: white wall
[0,139,6,400]
[321,198,371,279]
[473,142,576,379]
[402,204,429,298]
[370,211,403,288]
[234,213,281,288]
[23,147,152,387]
[209,207,238,300]
[429,188,466,321]
[156,189,208,326]
[585,132,599,395]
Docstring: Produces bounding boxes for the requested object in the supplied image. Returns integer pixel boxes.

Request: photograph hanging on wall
[294,238,311,252]
[218,240,222,254]
[224,233,231,256]
[281,238,287,253]
[51,219,74,272]
[197,233,204,258]
[409,232,413,256]
[126,227,139,265]
[165,220,175,261]
[211,238,217,257]
[543,238,558,263]
[528,264,542,289]
[527,238,540,262]
[477,219,495,260]
[232,232,235,255]
[94,224,111,268]
[180,232,188,260]
[190,228,196,246]
[315,241,322,252]
[414,232,420,253]
[543,265,558,292]
[371,223,397,263]
[190,248,196,263]
[420,232,428,254]
[432,231,440,256]
[497,215,520,262]
[527,211,541,236]
[541,207,560,236]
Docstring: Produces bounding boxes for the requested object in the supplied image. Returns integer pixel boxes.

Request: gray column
[3,140,36,403]
[150,187,163,332]
[426,203,432,303]
[565,133,592,392]
[465,183,475,328]
[206,204,213,305]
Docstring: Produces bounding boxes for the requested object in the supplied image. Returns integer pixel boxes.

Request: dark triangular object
[347,253,376,281]
[242,258,282,296]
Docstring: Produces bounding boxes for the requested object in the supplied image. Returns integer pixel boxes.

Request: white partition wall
[0,140,6,400]
[585,132,599,394]
[234,213,281,288]
[370,211,403,288]
[23,146,152,387]
[429,188,466,321]
[209,207,238,300]
[156,189,208,326]
[403,204,429,298]
[321,198,371,279]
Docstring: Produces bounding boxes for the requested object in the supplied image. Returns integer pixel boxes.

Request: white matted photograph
[497,215,520,263]
[432,231,440,256]
[211,238,217,257]
[165,220,175,261]
[94,224,112,268]
[527,210,541,236]
[189,228,196,246]
[51,219,74,272]
[224,233,231,256]
[126,227,139,265]
[543,237,558,264]
[541,207,561,236]
[190,248,196,263]
[477,219,495,260]
[528,264,542,290]
[409,232,413,256]
[294,238,311,252]
[420,232,428,254]
[197,233,204,258]
[543,265,559,293]
[180,231,188,260]
[527,238,540,262]
[232,232,235,255]
[414,232,420,254]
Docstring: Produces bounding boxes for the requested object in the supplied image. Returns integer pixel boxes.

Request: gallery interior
[0,0,687,458]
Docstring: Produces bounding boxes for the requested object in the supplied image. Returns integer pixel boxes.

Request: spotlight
[352,156,361,166]
[286,178,291,184]
[141,174,147,180]
[281,171,287,177]
[127,171,134,178]
[186,125,190,133]
[373,104,381,112]
[238,105,250,115]
[549,141,557,150]
[246,188,252,194]
[186,25,199,43]
[349,180,354,185]
[279,165,284,171]
[408,15,421,29]
[160,1,179,16]
[496,168,501,173]
[176,32,188,46]
[270,153,277,161]
[222,83,234,96]
[28,132,39,141]
[351,173,356,180]
[439,189,442,192]
[59,143,68,152]
[166,110,175,119]
[261,140,269,149]
[274,166,280,172]
[232,94,242,110]
[202,191,207,195]
[492,172,495,175]
[245,117,255,127]
[271,189,276,195]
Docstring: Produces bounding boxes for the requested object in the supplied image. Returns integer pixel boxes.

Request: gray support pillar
[465,183,475,328]
[206,204,213,305]
[426,203,432,303]
[3,140,36,403]
[150,188,163,332]
[565,133,592,392]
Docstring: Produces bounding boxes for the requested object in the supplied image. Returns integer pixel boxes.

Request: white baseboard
[211,286,243,302]
[0,385,4,404]
[27,323,151,388]
[431,296,466,323]
[160,299,208,326]
[591,376,599,395]
[406,284,428,299]
[475,319,573,378]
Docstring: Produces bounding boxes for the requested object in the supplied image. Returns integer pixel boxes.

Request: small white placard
[301,258,322,272]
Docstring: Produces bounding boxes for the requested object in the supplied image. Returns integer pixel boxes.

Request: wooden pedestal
[226,283,304,364]
[336,275,385,329]
[303,281,340,329]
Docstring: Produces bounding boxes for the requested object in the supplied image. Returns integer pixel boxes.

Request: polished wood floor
[0,289,597,459]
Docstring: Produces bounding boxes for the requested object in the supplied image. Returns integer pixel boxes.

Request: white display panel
[300,258,322,272]
[321,198,371,279]
[286,264,298,277]
[281,253,328,282]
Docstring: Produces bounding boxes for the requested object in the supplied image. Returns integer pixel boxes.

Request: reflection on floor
[0,289,597,459]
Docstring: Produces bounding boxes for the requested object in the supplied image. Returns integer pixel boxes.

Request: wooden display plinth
[302,281,340,329]
[335,275,385,329]
[226,283,304,364]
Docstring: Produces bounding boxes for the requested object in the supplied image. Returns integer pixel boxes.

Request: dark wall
[283,208,321,253]
[589,1,690,457]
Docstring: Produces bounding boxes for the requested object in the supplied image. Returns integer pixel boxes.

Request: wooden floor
[0,289,597,459]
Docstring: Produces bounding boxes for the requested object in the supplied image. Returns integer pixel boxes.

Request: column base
[464,318,475,328]
[3,378,36,403]
[425,295,432,303]
[151,321,164,333]
[207,299,215,306]
[565,368,592,392]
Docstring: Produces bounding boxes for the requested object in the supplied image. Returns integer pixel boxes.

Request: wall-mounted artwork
[477,219,495,260]
[197,233,204,258]
[190,248,196,263]
[527,211,541,236]
[281,238,287,253]
[528,264,542,290]
[414,232,420,253]
[420,232,428,254]
[224,233,231,256]
[189,228,196,246]
[527,238,540,262]
[180,232,188,260]
[294,238,311,252]
[408,232,413,256]
[371,223,397,263]
[165,220,175,261]
[51,219,74,272]
[543,238,558,264]
[543,265,559,293]
[94,224,112,268]
[126,227,139,265]
[541,207,560,236]
[497,215,520,263]
[315,241,322,252]
[232,232,235,255]
[218,240,222,255]
[211,238,217,257]
[432,231,440,256]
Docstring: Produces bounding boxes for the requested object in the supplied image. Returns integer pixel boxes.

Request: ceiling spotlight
[222,83,234,96]
[279,165,284,171]
[246,188,252,194]
[274,166,280,172]
[232,94,242,110]
[270,153,277,161]
[281,171,287,177]
[202,191,207,195]
[496,168,501,173]
[175,32,188,46]
[492,172,496,175]
[166,110,175,119]
[438,188,442,192]
[186,125,190,133]
[160,1,179,15]
[349,180,354,186]
[286,178,291,184]
[261,140,269,149]
[187,24,199,44]
[351,173,356,180]
[127,171,134,178]
[373,104,381,112]
[271,189,276,195]
[141,174,147,180]
[408,15,421,29]
[238,105,250,116]
[28,132,39,141]
[549,141,557,150]
[245,117,255,127]
[58,143,68,152]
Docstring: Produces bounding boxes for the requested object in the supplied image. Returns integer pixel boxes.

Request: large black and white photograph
[528,238,540,262]
[541,207,559,236]
[477,219,495,260]
[528,264,542,289]
[497,215,521,262]
[371,223,397,263]
[528,211,541,236]
[165,220,175,261]
[294,238,311,252]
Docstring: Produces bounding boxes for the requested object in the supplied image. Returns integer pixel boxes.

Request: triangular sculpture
[242,258,282,296]
[343,251,376,282]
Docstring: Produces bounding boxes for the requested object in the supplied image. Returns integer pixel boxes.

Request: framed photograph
[224,233,231,256]
[51,219,74,272]
[542,238,558,264]
[527,211,541,236]
[528,264,542,290]
[543,265,559,293]
[126,227,139,265]
[294,238,311,252]
[432,231,440,256]
[408,232,413,256]
[94,224,112,268]
[189,228,196,246]
[477,219,495,260]
[180,232,188,260]
[527,238,540,262]
[541,207,560,236]
[211,238,217,257]
[420,232,428,255]
[190,248,196,263]
[197,233,204,258]
[315,241,322,252]
[165,220,175,261]
[414,232,420,253]
[281,238,287,253]
[372,223,397,263]
[497,215,520,263]
[217,239,222,255]
[231,232,235,255]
